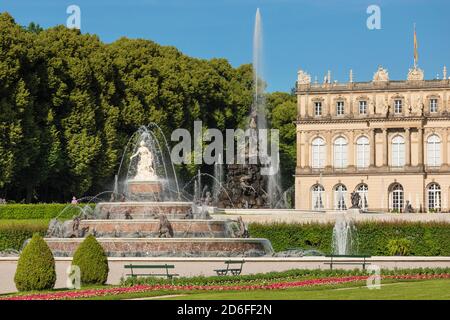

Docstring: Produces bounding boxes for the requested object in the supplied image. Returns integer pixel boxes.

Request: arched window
[334,184,347,210]
[312,138,326,168]
[427,135,441,167]
[389,184,404,212]
[356,184,369,211]
[427,183,441,211]
[392,136,405,167]
[333,137,348,168]
[356,136,369,168]
[311,184,325,210]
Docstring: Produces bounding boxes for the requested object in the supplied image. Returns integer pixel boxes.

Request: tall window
[427,183,441,211]
[312,184,325,210]
[430,99,438,113]
[357,184,369,211]
[390,184,404,211]
[314,102,322,116]
[312,138,326,169]
[333,137,348,168]
[427,134,441,167]
[356,136,369,168]
[394,99,402,114]
[334,184,347,210]
[336,101,344,115]
[359,101,367,114]
[392,135,405,167]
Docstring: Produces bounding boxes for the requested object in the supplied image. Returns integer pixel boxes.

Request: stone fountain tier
[127,179,162,201]
[80,219,238,238]
[94,201,194,219]
[44,238,274,257]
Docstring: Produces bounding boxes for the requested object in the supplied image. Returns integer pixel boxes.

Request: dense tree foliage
[0,12,295,203]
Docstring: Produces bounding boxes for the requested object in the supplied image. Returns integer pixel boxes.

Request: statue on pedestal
[350,191,361,209]
[130,141,157,180]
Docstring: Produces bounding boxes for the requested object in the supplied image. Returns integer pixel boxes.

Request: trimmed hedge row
[248,221,450,256]
[0,220,48,251]
[0,204,94,219]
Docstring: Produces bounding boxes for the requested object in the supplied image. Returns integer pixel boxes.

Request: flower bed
[2,274,449,300]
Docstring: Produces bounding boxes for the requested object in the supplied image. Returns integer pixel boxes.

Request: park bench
[124,263,179,279]
[214,260,245,276]
[324,255,371,270]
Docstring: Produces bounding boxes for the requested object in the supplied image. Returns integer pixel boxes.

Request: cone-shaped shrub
[72,235,109,285]
[14,233,56,291]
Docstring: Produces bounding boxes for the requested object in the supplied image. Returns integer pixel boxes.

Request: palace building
[294,65,450,212]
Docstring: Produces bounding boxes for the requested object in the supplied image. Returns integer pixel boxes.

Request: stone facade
[295,66,450,212]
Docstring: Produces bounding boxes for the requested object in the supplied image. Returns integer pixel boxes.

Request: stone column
[418,128,424,167]
[304,133,310,168]
[326,131,332,168]
[443,128,448,168]
[296,129,302,169]
[369,129,376,167]
[382,128,388,167]
[348,130,355,168]
[405,128,411,167]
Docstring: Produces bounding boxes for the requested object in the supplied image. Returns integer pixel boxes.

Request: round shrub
[72,235,109,285]
[14,233,56,291]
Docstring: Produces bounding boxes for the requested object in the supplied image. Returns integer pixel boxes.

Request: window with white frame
[427,183,441,211]
[311,184,325,210]
[314,102,322,116]
[427,134,441,167]
[392,135,405,167]
[356,184,369,211]
[356,136,369,168]
[430,99,438,113]
[334,184,347,210]
[312,138,326,169]
[394,99,402,114]
[359,101,367,114]
[390,184,404,211]
[336,101,344,115]
[333,137,348,168]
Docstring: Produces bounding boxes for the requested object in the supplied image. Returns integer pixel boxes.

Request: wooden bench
[124,264,179,279]
[214,260,245,276]
[324,255,371,270]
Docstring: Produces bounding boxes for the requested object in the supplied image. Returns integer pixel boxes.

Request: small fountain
[331,214,358,255]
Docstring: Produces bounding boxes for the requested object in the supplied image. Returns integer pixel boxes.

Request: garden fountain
[44,126,274,257]
[216,8,284,209]
[331,214,358,255]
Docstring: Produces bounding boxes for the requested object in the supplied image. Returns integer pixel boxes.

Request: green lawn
[164,279,450,300]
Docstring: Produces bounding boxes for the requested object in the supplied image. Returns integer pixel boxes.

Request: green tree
[72,235,109,285]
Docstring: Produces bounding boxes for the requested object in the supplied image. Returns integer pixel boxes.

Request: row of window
[311,183,442,211]
[311,134,442,168]
[313,98,439,116]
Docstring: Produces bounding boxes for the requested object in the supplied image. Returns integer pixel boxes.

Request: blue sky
[2,0,449,92]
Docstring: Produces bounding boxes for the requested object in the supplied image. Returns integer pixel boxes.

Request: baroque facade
[295,66,450,212]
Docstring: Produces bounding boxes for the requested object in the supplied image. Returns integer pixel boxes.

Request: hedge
[72,235,109,285]
[0,220,48,251]
[248,221,450,256]
[0,204,94,220]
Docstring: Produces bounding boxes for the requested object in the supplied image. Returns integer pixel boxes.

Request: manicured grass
[166,279,450,300]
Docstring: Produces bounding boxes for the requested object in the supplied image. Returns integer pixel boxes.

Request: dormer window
[430,99,438,113]
[336,101,344,115]
[314,102,322,116]
[359,101,367,114]
[394,99,402,114]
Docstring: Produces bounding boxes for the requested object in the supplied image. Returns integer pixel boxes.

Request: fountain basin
[80,219,237,238]
[44,238,274,257]
[94,201,193,219]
